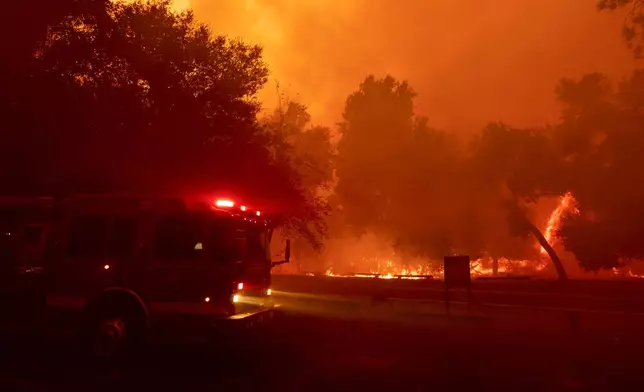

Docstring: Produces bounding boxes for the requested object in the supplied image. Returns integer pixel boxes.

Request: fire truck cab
[1,194,290,357]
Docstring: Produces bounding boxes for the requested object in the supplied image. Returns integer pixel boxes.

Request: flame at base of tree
[324,257,539,280]
[321,192,575,279]
[313,192,644,280]
[540,192,577,258]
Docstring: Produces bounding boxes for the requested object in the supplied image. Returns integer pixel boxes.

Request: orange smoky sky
[176,0,635,132]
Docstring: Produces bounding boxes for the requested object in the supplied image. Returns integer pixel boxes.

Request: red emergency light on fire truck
[213,198,262,218]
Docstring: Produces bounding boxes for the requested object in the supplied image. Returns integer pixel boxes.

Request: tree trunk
[525,220,568,281]
[492,256,499,276]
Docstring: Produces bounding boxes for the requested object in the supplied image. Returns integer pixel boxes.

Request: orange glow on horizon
[190,0,632,130]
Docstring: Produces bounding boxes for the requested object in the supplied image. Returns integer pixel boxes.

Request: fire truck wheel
[80,297,147,364]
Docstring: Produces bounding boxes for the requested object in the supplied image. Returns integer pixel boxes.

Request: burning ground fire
[324,257,538,280]
[317,192,644,280]
[323,192,582,280]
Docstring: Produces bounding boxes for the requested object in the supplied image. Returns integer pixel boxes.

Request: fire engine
[0,194,290,358]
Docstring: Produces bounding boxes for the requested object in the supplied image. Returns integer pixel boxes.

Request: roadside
[1,305,643,391]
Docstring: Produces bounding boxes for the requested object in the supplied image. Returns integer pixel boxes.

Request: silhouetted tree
[386,123,464,260]
[263,100,333,250]
[1,0,110,66]
[336,75,417,235]
[264,101,334,191]
[468,123,568,279]
[0,0,325,244]
[555,71,644,271]
[336,75,554,267]
[598,0,644,57]
[336,75,472,261]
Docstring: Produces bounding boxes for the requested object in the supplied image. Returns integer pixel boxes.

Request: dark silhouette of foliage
[335,76,544,265]
[263,100,334,250]
[467,123,568,279]
[5,0,644,270]
[335,75,418,237]
[0,0,326,245]
[598,0,644,57]
[556,71,644,271]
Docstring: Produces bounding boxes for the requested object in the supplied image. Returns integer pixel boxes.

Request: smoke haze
[182,0,634,131]
[168,0,643,277]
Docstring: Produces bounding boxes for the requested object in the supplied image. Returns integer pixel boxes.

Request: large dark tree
[335,75,418,237]
[335,75,483,262]
[555,71,644,271]
[468,123,568,279]
[0,0,323,239]
[462,71,644,275]
[335,75,555,270]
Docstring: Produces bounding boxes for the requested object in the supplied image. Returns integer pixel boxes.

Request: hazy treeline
[2,0,644,276]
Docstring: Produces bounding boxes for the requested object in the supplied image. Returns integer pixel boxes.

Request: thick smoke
[177,0,638,277]
[187,0,632,131]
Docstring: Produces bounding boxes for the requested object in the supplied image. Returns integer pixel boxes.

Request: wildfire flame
[323,193,578,280]
[541,192,577,257]
[316,192,644,280]
[324,258,539,280]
